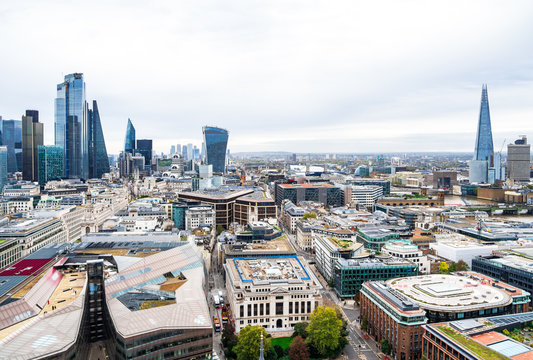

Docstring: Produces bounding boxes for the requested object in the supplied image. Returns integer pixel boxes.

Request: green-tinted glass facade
[38,145,64,185]
[334,260,418,298]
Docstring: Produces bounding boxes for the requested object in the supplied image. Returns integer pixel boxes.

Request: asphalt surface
[284,231,381,360]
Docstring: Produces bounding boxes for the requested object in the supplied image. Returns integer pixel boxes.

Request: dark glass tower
[202,126,229,174]
[136,139,152,166]
[473,84,494,162]
[55,73,88,179]
[124,118,136,154]
[87,100,110,178]
[22,110,43,182]
[0,120,22,173]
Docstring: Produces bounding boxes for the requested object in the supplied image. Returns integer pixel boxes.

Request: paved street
[283,229,381,360]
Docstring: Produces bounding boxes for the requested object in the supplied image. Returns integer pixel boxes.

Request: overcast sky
[1,1,533,155]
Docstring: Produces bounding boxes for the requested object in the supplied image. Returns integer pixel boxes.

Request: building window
[276,302,283,315]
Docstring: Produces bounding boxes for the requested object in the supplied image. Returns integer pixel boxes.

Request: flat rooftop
[233,256,311,283]
[226,237,294,254]
[278,183,336,188]
[0,217,58,235]
[387,274,512,312]
[179,186,254,200]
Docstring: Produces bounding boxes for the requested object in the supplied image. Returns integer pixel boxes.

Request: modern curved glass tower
[124,118,136,154]
[202,126,228,174]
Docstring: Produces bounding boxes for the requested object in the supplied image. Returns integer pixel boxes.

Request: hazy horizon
[1,1,533,155]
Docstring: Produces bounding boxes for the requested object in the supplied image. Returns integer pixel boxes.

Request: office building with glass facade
[274,183,344,207]
[0,119,22,173]
[55,73,87,179]
[38,145,64,185]
[22,110,43,182]
[202,126,228,173]
[469,84,497,183]
[136,139,152,166]
[87,100,110,178]
[124,118,136,154]
[0,146,7,192]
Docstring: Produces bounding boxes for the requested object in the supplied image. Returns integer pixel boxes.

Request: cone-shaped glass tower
[473,84,494,162]
[124,118,136,154]
[88,100,110,178]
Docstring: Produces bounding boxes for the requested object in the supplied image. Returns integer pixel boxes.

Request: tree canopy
[306,306,343,357]
[289,335,309,360]
[234,326,270,360]
[438,261,449,274]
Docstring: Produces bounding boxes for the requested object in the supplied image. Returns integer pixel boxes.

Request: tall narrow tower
[469,85,495,183]
[473,84,494,162]
[55,73,87,179]
[22,110,43,182]
[124,118,136,154]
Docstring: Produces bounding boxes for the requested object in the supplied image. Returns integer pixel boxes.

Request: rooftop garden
[330,237,353,249]
[435,326,509,360]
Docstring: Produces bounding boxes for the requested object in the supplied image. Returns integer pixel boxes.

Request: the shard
[473,84,494,162]
[470,84,495,183]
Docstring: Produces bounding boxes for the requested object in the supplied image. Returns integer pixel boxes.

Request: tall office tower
[176,144,181,156]
[37,145,63,185]
[182,145,188,159]
[193,145,199,160]
[87,100,109,178]
[469,85,494,183]
[170,145,176,155]
[0,119,22,173]
[22,110,43,182]
[124,118,136,154]
[507,136,531,182]
[0,146,6,191]
[55,73,87,179]
[200,141,205,160]
[202,126,229,173]
[136,139,153,166]
[187,143,193,160]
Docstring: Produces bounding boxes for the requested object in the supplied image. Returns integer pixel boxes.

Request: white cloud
[1,0,533,154]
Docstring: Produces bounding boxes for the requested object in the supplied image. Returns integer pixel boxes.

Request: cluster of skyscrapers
[54,73,109,180]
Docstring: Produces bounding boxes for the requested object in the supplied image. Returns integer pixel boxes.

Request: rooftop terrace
[233,256,311,283]
[388,274,512,312]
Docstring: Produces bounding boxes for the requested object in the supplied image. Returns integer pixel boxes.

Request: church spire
[259,333,265,360]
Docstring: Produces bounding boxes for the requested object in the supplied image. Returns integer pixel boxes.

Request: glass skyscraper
[202,126,228,173]
[474,84,494,162]
[136,139,152,166]
[55,73,87,179]
[124,118,136,154]
[37,145,64,185]
[0,119,22,173]
[470,84,496,184]
[22,110,43,182]
[87,100,110,178]
[0,146,7,192]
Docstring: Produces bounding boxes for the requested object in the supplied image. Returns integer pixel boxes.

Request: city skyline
[2,1,533,155]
